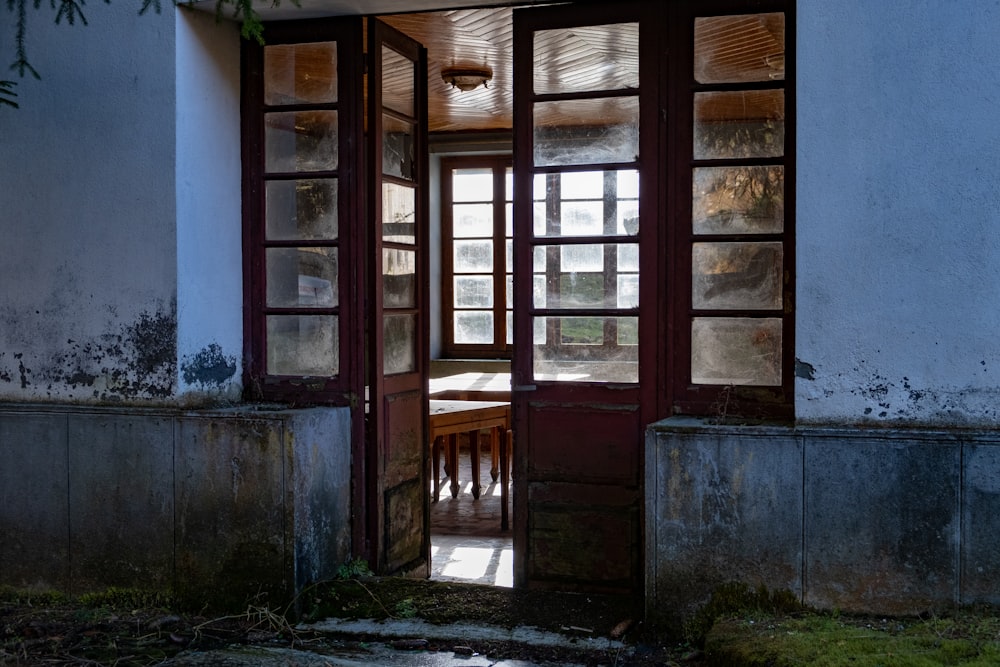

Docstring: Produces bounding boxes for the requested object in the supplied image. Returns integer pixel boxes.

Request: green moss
[78,586,175,610]
[0,586,67,606]
[684,581,803,646]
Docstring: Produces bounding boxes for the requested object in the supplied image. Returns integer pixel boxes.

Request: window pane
[693,166,784,234]
[453,168,493,202]
[265,42,337,105]
[454,276,493,308]
[533,244,638,309]
[534,96,639,167]
[560,201,604,236]
[383,182,415,243]
[265,111,338,173]
[265,179,338,240]
[561,171,604,199]
[694,90,784,160]
[533,23,638,95]
[617,244,638,272]
[267,315,338,376]
[453,204,494,238]
[383,314,415,375]
[266,248,338,308]
[533,316,638,383]
[381,46,414,116]
[383,115,414,180]
[692,242,782,310]
[506,311,513,346]
[383,248,416,308]
[454,240,494,272]
[617,274,639,308]
[695,13,785,84]
[533,170,638,237]
[454,311,494,344]
[691,317,781,386]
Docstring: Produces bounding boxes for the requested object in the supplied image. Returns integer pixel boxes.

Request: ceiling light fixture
[441,66,492,92]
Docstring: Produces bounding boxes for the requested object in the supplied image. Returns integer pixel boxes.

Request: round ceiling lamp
[441,66,492,92]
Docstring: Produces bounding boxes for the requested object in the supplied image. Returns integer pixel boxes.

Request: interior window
[441,155,513,358]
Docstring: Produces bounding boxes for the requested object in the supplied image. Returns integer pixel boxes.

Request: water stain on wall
[181,343,237,388]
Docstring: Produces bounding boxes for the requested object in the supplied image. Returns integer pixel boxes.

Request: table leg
[490,429,500,482]
[448,433,460,499]
[469,429,482,499]
[432,435,442,502]
[501,429,511,531]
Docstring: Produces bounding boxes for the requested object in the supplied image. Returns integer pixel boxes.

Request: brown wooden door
[365,19,430,577]
[511,1,658,593]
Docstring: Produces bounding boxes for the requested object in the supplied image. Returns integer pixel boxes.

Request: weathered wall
[646,418,1000,624]
[0,405,352,607]
[795,2,1000,426]
[0,6,242,405]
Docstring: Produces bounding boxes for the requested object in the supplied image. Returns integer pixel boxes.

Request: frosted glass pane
[383,249,415,308]
[560,244,603,272]
[506,311,513,345]
[453,168,493,202]
[693,166,784,234]
[617,244,638,272]
[265,111,338,173]
[532,316,638,383]
[383,183,415,243]
[560,201,604,236]
[454,276,493,308]
[533,274,546,308]
[534,96,639,167]
[617,274,639,308]
[266,179,338,240]
[561,171,604,199]
[383,114,414,179]
[265,42,337,105]
[454,240,493,272]
[383,314,415,375]
[695,13,785,84]
[266,248,338,308]
[694,90,784,160]
[453,204,494,238]
[454,311,493,345]
[692,242,782,310]
[267,315,338,376]
[617,170,639,198]
[692,317,781,385]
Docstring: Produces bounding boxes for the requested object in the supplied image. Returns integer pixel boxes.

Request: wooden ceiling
[380,8,784,134]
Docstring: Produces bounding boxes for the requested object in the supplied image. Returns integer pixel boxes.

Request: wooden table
[429,399,511,530]
[429,372,512,402]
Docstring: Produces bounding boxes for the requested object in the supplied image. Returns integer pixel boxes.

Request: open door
[511,2,658,593]
[365,19,431,577]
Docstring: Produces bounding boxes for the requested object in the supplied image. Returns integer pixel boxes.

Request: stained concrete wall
[796,1,1000,427]
[0,405,351,607]
[646,418,1000,624]
[0,6,242,405]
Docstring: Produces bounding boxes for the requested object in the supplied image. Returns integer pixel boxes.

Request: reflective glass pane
[383,115,414,180]
[265,111,338,173]
[267,315,338,376]
[382,46,414,116]
[691,317,781,385]
[695,13,785,84]
[693,166,784,234]
[383,248,416,308]
[533,23,638,95]
[266,248,338,308]
[265,179,338,240]
[455,311,494,345]
[383,183,416,243]
[453,204,494,238]
[383,314,416,375]
[534,96,639,167]
[265,42,337,105]
[694,90,784,160]
[454,276,493,308]
[692,242,782,310]
[454,240,494,272]
[533,316,638,383]
[453,168,493,202]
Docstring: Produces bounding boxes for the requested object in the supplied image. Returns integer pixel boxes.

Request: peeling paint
[794,359,816,380]
[181,343,237,387]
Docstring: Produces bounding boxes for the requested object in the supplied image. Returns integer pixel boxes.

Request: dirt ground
[1,580,704,666]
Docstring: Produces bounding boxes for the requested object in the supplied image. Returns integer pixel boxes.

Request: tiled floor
[430,442,513,587]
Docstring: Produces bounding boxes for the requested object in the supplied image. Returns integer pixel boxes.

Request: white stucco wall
[795,1,1000,427]
[0,4,242,404]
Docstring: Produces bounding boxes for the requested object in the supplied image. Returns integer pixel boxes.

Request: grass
[706,611,1000,666]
